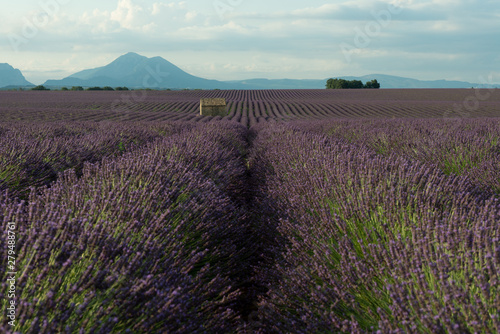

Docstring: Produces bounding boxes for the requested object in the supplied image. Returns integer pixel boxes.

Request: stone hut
[200,98,227,116]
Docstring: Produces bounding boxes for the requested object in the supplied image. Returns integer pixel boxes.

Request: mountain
[232,75,494,89]
[0,63,34,88]
[44,52,248,89]
[227,78,326,89]
[42,52,499,89]
[337,74,482,89]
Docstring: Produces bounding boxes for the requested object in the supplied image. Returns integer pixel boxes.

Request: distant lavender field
[1,90,499,333]
[1,89,500,124]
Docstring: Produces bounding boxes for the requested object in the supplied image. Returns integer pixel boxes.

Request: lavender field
[1,90,499,333]
[1,89,500,124]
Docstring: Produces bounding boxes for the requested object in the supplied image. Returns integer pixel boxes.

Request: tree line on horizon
[28,80,381,91]
[30,85,130,91]
[326,78,380,89]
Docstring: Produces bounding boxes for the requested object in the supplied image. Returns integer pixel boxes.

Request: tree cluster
[31,85,50,91]
[30,86,131,91]
[86,86,115,91]
[326,78,380,89]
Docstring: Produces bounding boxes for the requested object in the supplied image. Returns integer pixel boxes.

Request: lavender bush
[0,122,188,199]
[250,122,499,333]
[1,116,499,333]
[0,121,252,333]
[295,118,500,194]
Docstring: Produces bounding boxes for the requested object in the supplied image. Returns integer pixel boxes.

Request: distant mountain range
[1,52,498,89]
[0,63,34,88]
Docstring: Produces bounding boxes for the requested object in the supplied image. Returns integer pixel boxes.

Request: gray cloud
[1,0,499,84]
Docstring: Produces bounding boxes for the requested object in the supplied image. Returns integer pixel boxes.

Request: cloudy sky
[1,0,499,85]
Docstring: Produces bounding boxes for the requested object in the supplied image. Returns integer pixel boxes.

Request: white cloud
[69,0,196,34]
[185,11,198,21]
[80,9,120,33]
[177,21,251,40]
[291,4,342,17]
[110,0,144,29]
[152,1,187,15]
[430,21,461,32]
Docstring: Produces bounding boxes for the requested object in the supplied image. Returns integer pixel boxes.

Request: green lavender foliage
[250,122,499,333]
[0,121,252,333]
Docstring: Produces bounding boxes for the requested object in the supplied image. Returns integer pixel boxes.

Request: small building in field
[200,98,227,116]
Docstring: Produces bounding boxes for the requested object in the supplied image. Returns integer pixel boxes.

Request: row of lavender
[1,121,254,333]
[294,118,500,194]
[249,122,499,333]
[0,122,196,199]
